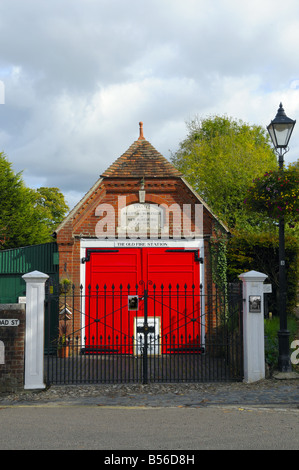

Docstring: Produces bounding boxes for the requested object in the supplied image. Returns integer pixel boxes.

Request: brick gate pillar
[0,304,26,392]
[239,270,268,383]
[22,271,49,390]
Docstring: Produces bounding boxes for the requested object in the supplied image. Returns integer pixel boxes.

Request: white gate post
[239,270,268,383]
[22,271,49,390]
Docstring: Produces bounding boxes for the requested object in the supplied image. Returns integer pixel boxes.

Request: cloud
[0,0,299,209]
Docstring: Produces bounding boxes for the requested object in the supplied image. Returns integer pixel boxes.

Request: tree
[244,163,299,227]
[226,231,298,316]
[170,115,277,230]
[34,187,69,231]
[0,152,69,249]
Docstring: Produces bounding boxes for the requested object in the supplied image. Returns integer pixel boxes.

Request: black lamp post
[267,103,296,372]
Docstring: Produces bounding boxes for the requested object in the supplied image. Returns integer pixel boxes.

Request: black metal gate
[44,281,243,384]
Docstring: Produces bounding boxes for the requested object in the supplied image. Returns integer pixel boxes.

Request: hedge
[227,232,299,316]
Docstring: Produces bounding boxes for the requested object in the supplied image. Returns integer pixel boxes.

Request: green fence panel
[0,242,59,352]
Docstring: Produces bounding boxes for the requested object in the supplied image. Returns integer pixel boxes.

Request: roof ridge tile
[101,127,182,178]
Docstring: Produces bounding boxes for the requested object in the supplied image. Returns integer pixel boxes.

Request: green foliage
[209,230,228,289]
[264,316,298,368]
[170,115,277,230]
[0,152,69,249]
[34,187,69,231]
[227,232,299,316]
[244,164,299,226]
[171,116,299,327]
[59,278,72,294]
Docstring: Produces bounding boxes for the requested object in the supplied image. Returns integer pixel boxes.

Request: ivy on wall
[209,229,228,290]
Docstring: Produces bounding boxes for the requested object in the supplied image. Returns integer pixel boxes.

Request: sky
[0,0,299,211]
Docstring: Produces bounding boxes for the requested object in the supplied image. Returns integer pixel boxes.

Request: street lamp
[267,103,296,372]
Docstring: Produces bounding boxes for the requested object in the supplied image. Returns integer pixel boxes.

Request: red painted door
[84,248,200,354]
[85,248,141,354]
[144,249,201,354]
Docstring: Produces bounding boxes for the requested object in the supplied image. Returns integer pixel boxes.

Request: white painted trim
[79,238,206,348]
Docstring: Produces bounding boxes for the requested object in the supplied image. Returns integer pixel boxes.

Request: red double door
[84,248,201,354]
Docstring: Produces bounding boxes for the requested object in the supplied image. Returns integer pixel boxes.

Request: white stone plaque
[263,284,272,293]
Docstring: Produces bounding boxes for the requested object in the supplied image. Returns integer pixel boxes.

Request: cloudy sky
[1,0,299,210]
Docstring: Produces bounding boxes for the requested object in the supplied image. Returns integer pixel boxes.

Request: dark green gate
[0,242,59,351]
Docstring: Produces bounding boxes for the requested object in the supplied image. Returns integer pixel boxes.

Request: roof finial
[138,121,145,140]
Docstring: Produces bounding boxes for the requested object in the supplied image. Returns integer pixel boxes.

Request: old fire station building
[54,123,229,352]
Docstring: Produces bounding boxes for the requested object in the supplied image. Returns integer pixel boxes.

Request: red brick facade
[55,124,228,330]
[0,305,26,392]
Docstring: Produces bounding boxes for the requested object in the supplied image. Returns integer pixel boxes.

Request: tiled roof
[101,122,182,178]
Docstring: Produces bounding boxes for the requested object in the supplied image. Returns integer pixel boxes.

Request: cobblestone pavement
[0,375,298,409]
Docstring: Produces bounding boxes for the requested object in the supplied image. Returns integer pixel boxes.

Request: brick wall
[56,179,217,274]
[56,177,226,333]
[0,304,26,393]
[57,177,218,246]
[68,179,214,240]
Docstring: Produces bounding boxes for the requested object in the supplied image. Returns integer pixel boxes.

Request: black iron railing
[44,282,243,384]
